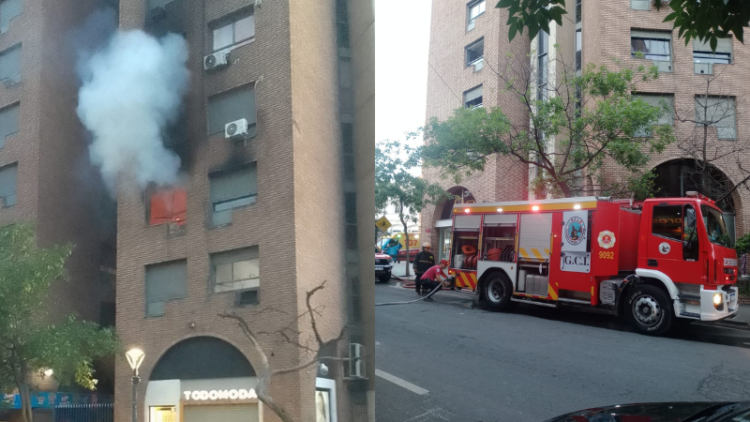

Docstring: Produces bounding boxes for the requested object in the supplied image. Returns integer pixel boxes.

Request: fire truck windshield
[701,205,732,248]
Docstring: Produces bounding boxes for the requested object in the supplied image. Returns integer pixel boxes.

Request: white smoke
[77,30,189,192]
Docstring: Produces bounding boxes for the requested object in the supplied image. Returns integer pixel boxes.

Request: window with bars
[695,96,736,140]
[211,12,255,52]
[537,30,548,101]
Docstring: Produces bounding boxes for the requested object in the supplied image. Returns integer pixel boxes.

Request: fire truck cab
[448,194,739,335]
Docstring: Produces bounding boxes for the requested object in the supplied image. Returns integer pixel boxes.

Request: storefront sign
[183,389,257,401]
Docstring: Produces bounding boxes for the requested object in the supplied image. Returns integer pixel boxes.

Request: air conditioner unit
[694,62,713,75]
[630,0,650,10]
[654,60,673,73]
[348,343,364,378]
[225,118,250,140]
[473,58,484,71]
[204,51,229,72]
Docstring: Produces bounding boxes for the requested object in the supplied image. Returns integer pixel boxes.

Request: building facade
[422,0,750,250]
[0,0,116,339]
[115,1,374,422]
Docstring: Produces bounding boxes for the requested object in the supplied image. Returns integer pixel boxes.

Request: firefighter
[412,242,435,295]
[419,260,450,302]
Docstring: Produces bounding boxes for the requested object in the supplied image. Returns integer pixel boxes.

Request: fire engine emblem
[564,216,587,246]
[659,242,671,254]
[597,230,616,250]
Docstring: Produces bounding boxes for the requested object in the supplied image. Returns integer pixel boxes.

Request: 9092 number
[599,251,614,260]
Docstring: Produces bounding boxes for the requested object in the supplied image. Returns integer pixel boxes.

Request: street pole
[132,374,140,422]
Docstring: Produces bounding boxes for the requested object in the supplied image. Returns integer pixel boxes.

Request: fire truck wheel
[624,284,673,335]
[482,272,514,311]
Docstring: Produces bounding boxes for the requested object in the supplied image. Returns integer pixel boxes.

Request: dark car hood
[545,402,731,422]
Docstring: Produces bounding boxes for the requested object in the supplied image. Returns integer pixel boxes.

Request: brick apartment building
[0,0,117,348]
[422,0,750,259]
[114,1,374,422]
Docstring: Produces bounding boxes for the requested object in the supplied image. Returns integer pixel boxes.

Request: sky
[375,0,432,144]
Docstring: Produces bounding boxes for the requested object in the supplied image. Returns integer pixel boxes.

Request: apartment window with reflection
[207,85,256,135]
[148,187,187,226]
[465,38,484,67]
[693,36,732,72]
[631,30,672,62]
[212,11,255,52]
[695,96,736,139]
[466,0,485,30]
[632,94,674,137]
[211,247,260,306]
[0,0,23,34]
[209,163,258,226]
[0,44,21,84]
[464,86,482,108]
[0,103,19,148]
[575,30,582,71]
[0,163,17,208]
[537,30,548,101]
[145,260,187,317]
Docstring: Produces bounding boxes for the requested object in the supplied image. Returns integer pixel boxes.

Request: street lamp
[125,348,145,422]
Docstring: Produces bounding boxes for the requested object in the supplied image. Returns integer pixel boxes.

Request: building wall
[115,0,371,421]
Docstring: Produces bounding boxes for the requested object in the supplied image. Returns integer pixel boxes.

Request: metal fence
[53,403,114,422]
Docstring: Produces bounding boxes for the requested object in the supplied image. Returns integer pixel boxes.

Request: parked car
[375,249,393,283]
[545,401,750,422]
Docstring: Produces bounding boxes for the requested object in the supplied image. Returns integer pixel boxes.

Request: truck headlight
[713,293,724,311]
[713,293,722,305]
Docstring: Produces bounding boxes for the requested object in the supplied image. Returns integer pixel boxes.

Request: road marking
[375,369,429,395]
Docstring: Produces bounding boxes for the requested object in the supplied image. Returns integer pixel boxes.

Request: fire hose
[375,276,455,306]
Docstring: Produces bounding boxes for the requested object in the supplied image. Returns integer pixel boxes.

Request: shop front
[145,337,260,422]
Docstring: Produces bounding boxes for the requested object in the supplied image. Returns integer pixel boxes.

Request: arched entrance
[432,187,476,262]
[652,159,737,242]
[145,337,258,422]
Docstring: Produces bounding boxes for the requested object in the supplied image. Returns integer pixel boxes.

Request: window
[212,12,255,52]
[652,205,682,241]
[695,96,736,139]
[467,0,485,30]
[631,0,651,10]
[0,103,19,147]
[632,94,674,136]
[693,37,732,66]
[0,44,20,84]
[575,30,582,71]
[0,0,22,34]
[145,260,187,317]
[0,163,17,208]
[207,86,256,135]
[211,247,260,305]
[537,30,548,101]
[465,38,484,67]
[463,86,482,108]
[702,205,732,248]
[576,0,582,23]
[148,187,187,226]
[631,30,672,62]
[209,163,258,226]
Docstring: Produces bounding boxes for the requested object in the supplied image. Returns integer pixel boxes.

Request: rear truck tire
[482,272,514,311]
[624,284,674,335]
[378,274,391,283]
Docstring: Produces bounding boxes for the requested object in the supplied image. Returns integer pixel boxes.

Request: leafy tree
[497,0,750,49]
[375,141,453,276]
[0,224,119,422]
[420,56,675,199]
[736,232,750,255]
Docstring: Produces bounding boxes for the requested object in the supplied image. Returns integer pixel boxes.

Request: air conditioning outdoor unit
[204,51,229,72]
[473,58,484,71]
[225,118,250,140]
[348,343,365,378]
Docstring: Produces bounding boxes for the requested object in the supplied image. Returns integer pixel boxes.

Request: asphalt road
[375,282,750,422]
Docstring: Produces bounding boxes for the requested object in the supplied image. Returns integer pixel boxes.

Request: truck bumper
[698,286,739,322]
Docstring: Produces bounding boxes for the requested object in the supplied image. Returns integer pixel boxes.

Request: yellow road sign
[375,216,392,231]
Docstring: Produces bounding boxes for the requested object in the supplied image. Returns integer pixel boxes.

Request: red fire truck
[447,193,739,335]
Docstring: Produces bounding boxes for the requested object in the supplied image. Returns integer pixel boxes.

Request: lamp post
[125,348,145,422]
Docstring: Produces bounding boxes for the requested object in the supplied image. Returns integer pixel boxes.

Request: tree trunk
[256,371,296,422]
[399,205,410,277]
[19,380,32,422]
[557,180,573,198]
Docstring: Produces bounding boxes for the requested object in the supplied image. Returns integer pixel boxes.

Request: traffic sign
[375,216,392,231]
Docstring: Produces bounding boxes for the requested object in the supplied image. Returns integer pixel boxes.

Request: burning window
[149,188,187,226]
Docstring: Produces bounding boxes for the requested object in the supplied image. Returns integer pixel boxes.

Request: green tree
[376,141,453,276]
[420,58,675,199]
[498,0,750,48]
[0,224,119,422]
